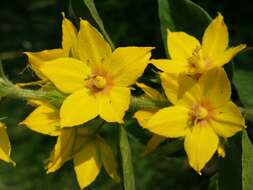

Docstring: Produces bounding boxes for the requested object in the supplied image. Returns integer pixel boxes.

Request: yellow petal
[134,110,155,127]
[146,106,189,137]
[60,89,99,127]
[47,128,76,173]
[184,124,219,174]
[0,123,15,165]
[199,67,231,107]
[20,104,60,136]
[150,59,188,74]
[136,82,161,100]
[160,73,179,104]
[25,49,65,79]
[217,143,226,158]
[214,44,246,67]
[160,73,197,105]
[74,140,101,189]
[177,80,201,108]
[167,31,200,60]
[98,137,120,182]
[143,135,166,155]
[61,13,78,57]
[109,47,153,87]
[77,19,112,69]
[98,87,130,123]
[40,57,91,94]
[211,101,245,138]
[177,74,197,100]
[202,13,228,59]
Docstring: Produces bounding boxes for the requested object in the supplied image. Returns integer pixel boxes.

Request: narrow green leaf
[242,130,253,190]
[158,0,211,54]
[219,133,242,190]
[82,0,115,49]
[233,48,253,109]
[119,126,136,190]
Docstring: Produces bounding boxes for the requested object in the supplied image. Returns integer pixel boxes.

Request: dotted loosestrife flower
[39,19,153,127]
[21,102,120,189]
[0,122,15,165]
[151,13,246,75]
[134,83,166,155]
[140,68,245,174]
[25,13,77,80]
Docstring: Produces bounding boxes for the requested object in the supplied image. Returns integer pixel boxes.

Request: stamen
[93,76,107,89]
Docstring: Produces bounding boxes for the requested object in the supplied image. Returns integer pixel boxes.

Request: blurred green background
[0,0,252,189]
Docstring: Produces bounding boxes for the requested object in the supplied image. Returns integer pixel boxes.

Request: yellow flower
[141,68,245,174]
[0,122,15,165]
[39,19,153,127]
[47,127,120,189]
[151,13,246,75]
[20,100,60,136]
[25,13,77,80]
[20,102,120,189]
[134,83,166,155]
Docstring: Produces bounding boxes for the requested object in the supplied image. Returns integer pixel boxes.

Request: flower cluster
[0,12,246,189]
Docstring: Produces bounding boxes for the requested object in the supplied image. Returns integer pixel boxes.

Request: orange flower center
[189,103,213,126]
[85,69,113,94]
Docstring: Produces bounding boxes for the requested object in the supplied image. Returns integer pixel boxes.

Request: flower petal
[198,67,231,107]
[109,47,153,87]
[74,140,101,189]
[161,73,197,105]
[184,124,219,174]
[0,123,15,165]
[61,13,78,57]
[143,135,166,155]
[160,73,178,104]
[214,44,246,67]
[136,82,161,100]
[60,89,99,127]
[211,101,245,138]
[145,106,190,137]
[202,13,228,59]
[47,128,76,173]
[25,49,65,79]
[134,110,155,127]
[20,104,60,136]
[98,137,120,182]
[40,57,91,93]
[177,79,201,107]
[77,19,112,69]
[98,87,130,123]
[151,59,188,74]
[167,31,200,60]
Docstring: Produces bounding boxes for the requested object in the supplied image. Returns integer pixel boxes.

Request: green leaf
[219,133,242,190]
[119,126,136,190]
[158,0,211,54]
[242,130,253,190]
[82,0,115,49]
[233,48,253,109]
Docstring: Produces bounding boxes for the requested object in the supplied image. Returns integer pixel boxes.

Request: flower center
[196,106,208,120]
[93,76,107,89]
[85,69,113,95]
[189,104,210,126]
[187,46,211,74]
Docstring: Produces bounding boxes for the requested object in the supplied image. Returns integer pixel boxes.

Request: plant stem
[119,125,136,190]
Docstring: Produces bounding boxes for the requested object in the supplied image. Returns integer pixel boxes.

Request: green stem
[119,125,136,190]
